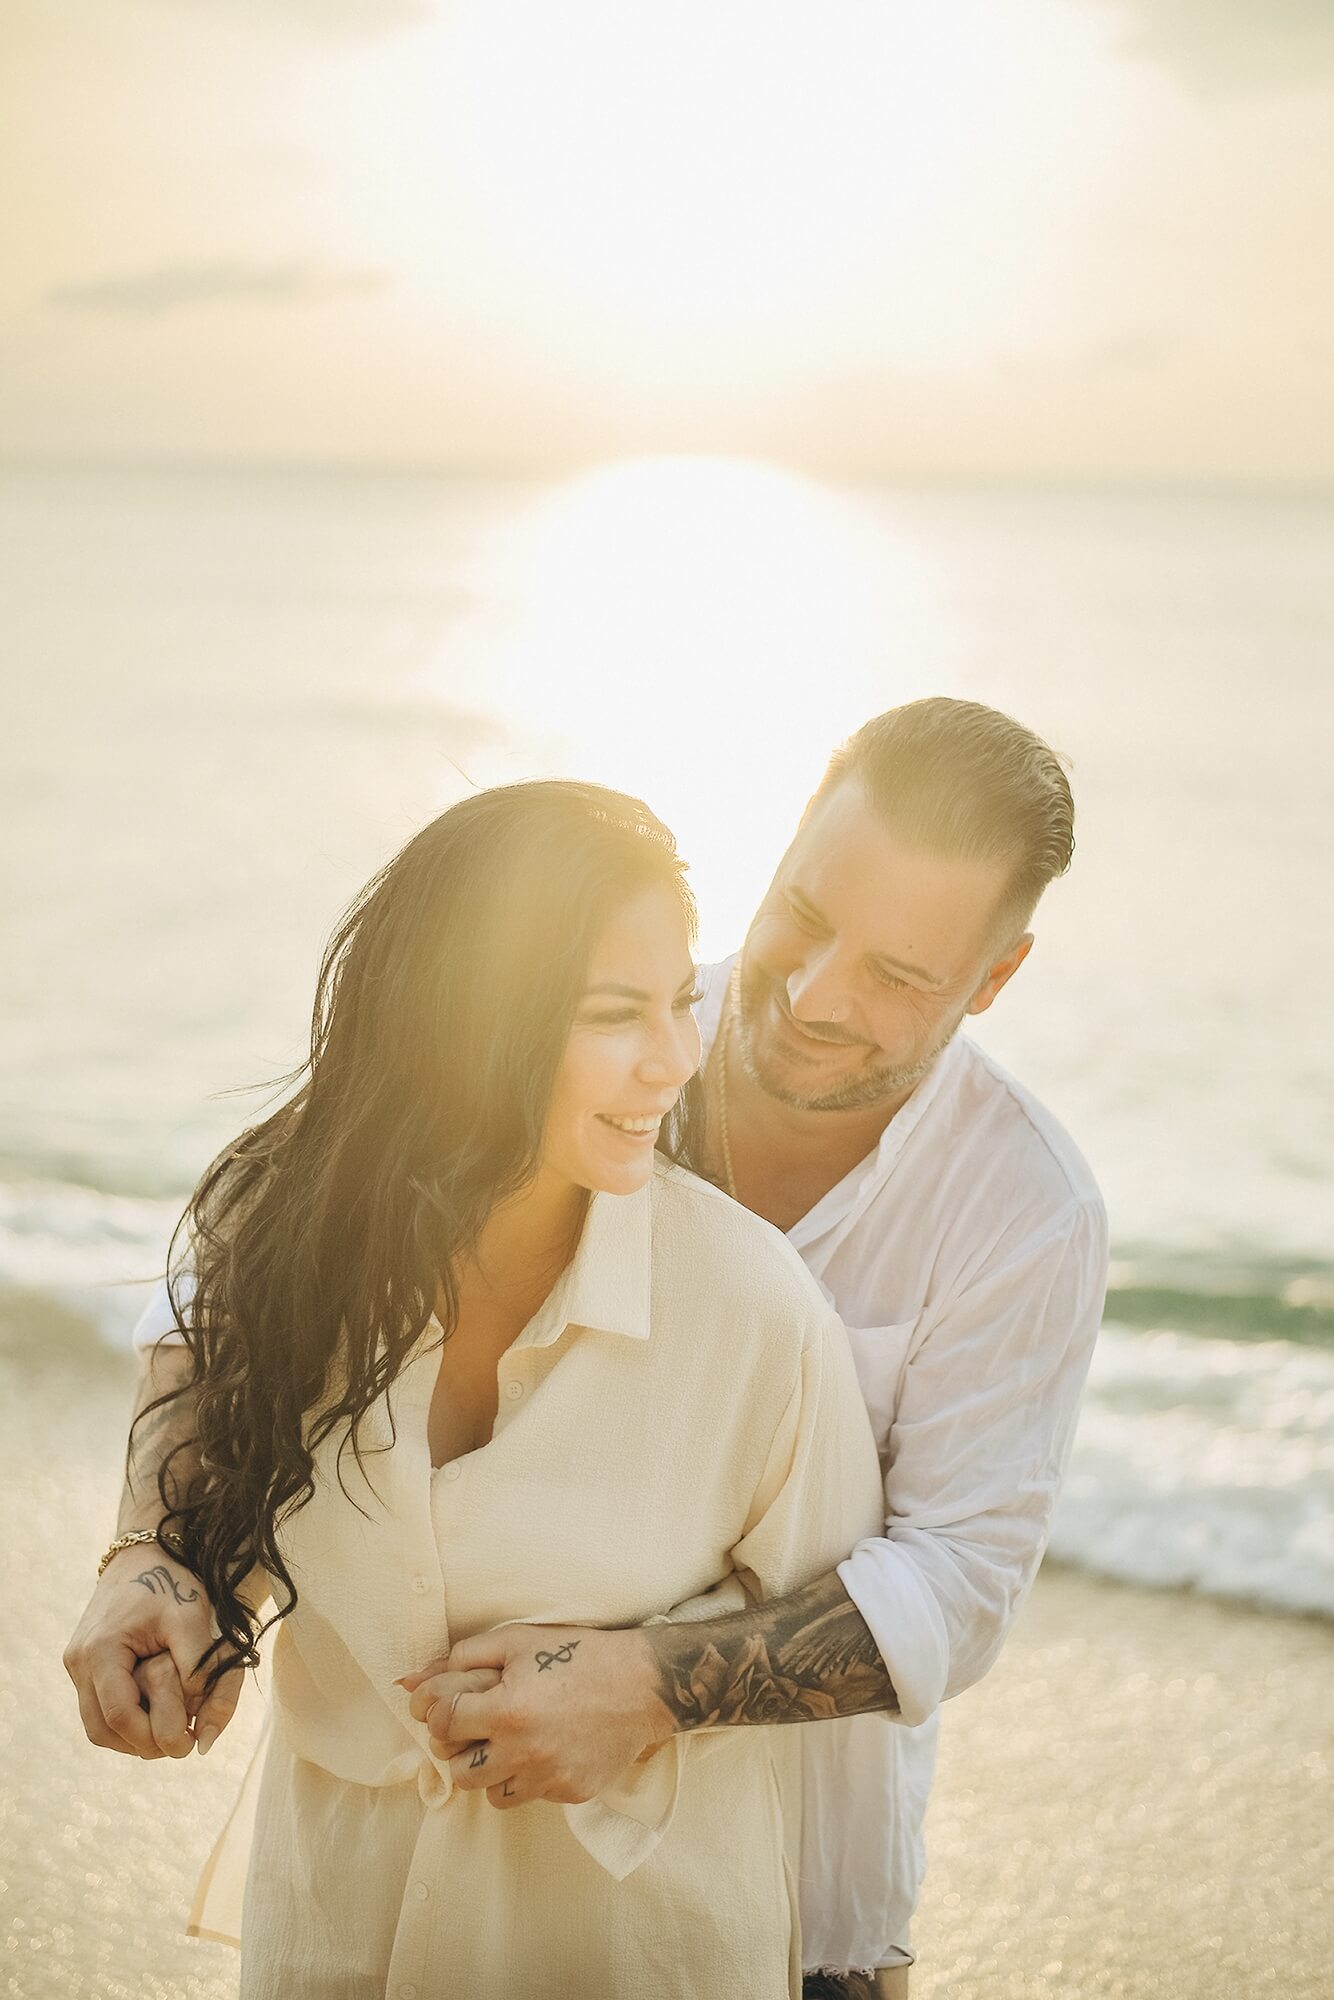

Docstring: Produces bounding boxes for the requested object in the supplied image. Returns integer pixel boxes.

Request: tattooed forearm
[124,1398,185,1496]
[134,1564,201,1604]
[649,1571,897,1732]
[115,1346,203,1538]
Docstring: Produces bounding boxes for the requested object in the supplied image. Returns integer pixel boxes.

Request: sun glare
[431,455,947,957]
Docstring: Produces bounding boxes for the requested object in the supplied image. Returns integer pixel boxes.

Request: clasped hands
[397,1622,670,1812]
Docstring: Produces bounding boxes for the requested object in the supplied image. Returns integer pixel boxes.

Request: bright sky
[3,0,1332,481]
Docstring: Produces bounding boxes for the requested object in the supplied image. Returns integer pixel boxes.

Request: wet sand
[4,1308,1331,1998]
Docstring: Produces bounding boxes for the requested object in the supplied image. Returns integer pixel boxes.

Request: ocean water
[2,458,1331,1615]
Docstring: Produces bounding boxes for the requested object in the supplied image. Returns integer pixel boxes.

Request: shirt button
[504,1381,524,1401]
[412,1575,430,1594]
[399,1985,419,1999]
[442,1461,462,1482]
[412,1881,430,1902]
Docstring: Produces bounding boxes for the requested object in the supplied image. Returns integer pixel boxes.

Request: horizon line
[2,446,1332,504]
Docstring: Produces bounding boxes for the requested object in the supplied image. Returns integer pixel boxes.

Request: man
[65,698,1107,1996]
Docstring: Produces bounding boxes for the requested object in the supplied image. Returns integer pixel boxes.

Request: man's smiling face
[737,777,1033,1113]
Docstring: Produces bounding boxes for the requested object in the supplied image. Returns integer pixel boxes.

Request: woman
[144,780,882,1999]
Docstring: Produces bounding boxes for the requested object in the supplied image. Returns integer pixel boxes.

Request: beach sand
[4,1305,1331,1999]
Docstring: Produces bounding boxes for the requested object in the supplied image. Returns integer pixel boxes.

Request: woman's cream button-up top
[187,1159,885,1957]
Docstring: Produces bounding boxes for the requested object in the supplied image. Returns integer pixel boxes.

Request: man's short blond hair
[816,697,1075,947]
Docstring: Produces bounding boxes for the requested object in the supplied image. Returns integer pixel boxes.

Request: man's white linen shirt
[695,956,1108,1973]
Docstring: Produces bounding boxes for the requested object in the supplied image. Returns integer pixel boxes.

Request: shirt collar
[868,1026,962,1171]
[516,1174,654,1350]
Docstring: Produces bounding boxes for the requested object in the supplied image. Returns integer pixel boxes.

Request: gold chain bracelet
[97,1529,183,1578]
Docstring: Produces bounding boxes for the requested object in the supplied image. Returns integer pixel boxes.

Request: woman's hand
[129,1651,197,1759]
[62,1545,242,1760]
[398,1623,673,1810]
[398,1662,502,1751]
[398,1661,507,1796]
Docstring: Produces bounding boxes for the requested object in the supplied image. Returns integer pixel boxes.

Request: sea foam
[1050,1322,1334,1618]
[0,1177,179,1349]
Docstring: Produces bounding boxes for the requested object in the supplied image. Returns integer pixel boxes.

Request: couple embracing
[65,696,1107,1998]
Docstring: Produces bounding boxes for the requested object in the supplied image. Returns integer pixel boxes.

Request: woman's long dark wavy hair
[133,780,702,1695]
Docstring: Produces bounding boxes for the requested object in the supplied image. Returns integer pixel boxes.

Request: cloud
[1099,0,1334,93]
[47,260,390,316]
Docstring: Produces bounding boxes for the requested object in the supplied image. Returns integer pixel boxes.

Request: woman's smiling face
[541,883,702,1197]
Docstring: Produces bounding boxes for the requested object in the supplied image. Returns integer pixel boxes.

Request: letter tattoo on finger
[468,1744,488,1769]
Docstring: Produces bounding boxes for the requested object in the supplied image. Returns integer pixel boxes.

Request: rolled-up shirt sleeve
[836,1193,1107,1725]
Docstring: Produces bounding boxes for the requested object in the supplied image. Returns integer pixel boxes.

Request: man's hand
[398,1623,672,1810]
[63,1547,242,1761]
[397,1576,896,1811]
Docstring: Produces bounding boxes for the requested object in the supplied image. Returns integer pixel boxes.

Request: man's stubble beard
[735,963,966,1114]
